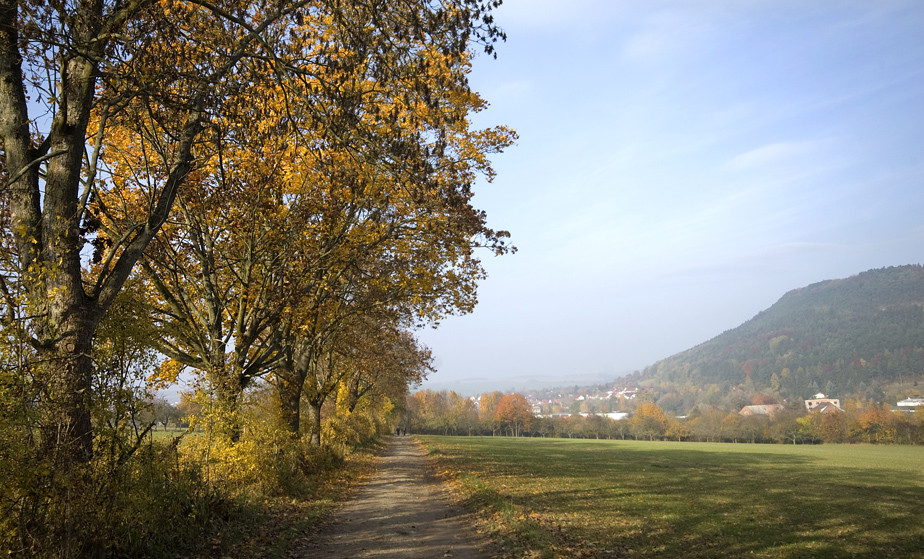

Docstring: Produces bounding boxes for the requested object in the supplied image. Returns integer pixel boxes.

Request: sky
[415,0,924,395]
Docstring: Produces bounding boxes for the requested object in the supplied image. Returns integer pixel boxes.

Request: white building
[896,398,924,413]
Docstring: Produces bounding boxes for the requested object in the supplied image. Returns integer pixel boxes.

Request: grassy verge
[420,436,924,559]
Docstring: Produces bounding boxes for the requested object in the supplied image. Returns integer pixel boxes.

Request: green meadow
[418,436,924,559]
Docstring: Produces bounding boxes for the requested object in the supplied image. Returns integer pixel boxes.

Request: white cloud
[723,140,828,172]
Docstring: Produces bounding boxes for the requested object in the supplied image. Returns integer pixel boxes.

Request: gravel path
[300,436,495,558]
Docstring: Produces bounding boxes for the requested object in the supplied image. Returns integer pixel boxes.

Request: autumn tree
[584,414,608,439]
[664,417,690,441]
[407,390,449,434]
[1,0,509,466]
[851,403,898,443]
[306,315,434,445]
[336,326,433,417]
[102,80,316,440]
[150,398,182,431]
[611,416,633,440]
[562,414,586,439]
[738,414,771,443]
[269,46,516,445]
[447,392,479,435]
[324,325,431,449]
[630,402,668,441]
[720,413,744,443]
[0,0,260,464]
[479,391,504,435]
[176,390,202,427]
[770,406,806,444]
[687,406,726,442]
[494,393,532,437]
[90,279,162,447]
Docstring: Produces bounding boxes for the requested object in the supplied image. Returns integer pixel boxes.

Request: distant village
[527,386,640,420]
[522,384,924,420]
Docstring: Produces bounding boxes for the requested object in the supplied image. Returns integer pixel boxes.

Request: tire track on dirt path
[296,436,496,558]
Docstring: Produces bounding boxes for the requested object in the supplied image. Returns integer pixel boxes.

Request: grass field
[150,425,192,439]
[418,436,924,559]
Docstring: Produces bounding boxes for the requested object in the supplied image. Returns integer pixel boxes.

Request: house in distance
[805,393,844,413]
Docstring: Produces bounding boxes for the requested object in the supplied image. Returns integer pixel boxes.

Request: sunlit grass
[419,436,924,558]
[149,426,193,440]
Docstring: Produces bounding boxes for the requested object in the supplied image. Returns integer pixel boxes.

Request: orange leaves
[495,393,534,436]
[84,0,513,444]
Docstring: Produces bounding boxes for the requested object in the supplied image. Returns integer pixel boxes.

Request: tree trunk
[305,400,322,447]
[277,375,304,435]
[1,0,191,469]
[21,43,100,463]
[207,368,244,442]
[38,323,96,464]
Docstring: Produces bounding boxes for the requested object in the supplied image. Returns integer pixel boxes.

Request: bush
[0,433,229,558]
[181,410,342,499]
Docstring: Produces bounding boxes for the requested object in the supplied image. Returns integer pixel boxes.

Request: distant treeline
[407,390,924,445]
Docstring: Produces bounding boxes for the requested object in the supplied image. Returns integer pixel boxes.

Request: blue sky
[416,0,924,394]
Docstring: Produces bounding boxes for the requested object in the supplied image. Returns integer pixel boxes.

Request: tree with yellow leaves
[267,44,516,445]
[630,402,669,441]
[1,0,508,464]
[86,0,512,447]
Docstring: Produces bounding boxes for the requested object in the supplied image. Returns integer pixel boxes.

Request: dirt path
[297,436,495,559]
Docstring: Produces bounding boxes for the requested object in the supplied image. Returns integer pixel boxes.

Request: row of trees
[406,391,924,445]
[651,401,924,445]
[0,1,510,555]
[405,390,535,437]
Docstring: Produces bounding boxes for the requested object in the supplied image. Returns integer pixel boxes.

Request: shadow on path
[299,437,494,558]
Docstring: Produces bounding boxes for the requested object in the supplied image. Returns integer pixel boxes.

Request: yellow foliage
[148,358,184,391]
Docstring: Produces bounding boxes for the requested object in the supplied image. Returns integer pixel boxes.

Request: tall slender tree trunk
[34,122,105,462]
[15,38,102,463]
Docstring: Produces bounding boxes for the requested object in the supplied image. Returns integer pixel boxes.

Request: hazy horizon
[417,0,924,395]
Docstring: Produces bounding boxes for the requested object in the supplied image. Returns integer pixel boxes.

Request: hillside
[619,265,924,413]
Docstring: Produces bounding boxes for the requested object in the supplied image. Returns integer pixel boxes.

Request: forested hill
[630,265,924,410]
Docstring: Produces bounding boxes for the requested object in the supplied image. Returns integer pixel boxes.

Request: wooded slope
[632,265,924,410]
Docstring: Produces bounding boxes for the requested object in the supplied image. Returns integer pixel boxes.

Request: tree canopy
[0,0,513,553]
